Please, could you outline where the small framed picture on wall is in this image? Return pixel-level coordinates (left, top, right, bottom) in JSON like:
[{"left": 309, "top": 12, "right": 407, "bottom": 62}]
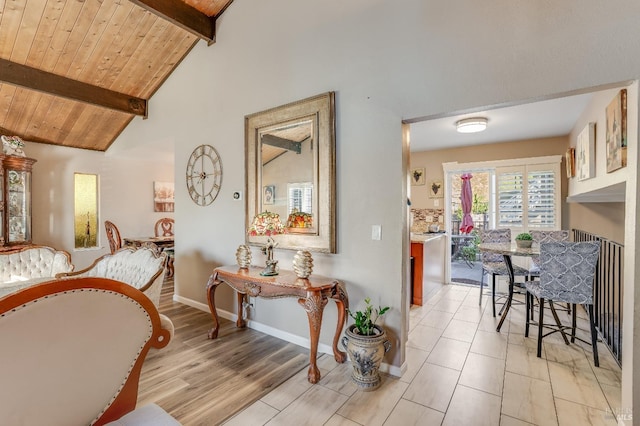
[
  {"left": 263, "top": 185, "right": 275, "bottom": 205},
  {"left": 565, "top": 148, "right": 575, "bottom": 178},
  {"left": 411, "top": 168, "right": 425, "bottom": 185},
  {"left": 428, "top": 180, "right": 443, "bottom": 198}
]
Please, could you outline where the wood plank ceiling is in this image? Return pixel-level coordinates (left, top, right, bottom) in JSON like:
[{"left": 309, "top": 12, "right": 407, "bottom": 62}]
[{"left": 0, "top": 0, "right": 233, "bottom": 151}]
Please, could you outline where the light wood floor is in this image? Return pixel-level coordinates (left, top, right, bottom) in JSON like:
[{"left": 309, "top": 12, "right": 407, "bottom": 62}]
[
  {"left": 137, "top": 278, "right": 310, "bottom": 425},
  {"left": 225, "top": 283, "right": 623, "bottom": 426}
]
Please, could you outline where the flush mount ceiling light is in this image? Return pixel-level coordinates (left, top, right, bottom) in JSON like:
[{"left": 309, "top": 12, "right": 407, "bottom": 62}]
[{"left": 455, "top": 117, "right": 488, "bottom": 133}]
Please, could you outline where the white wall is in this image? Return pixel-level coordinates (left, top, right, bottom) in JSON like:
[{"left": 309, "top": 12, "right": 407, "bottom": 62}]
[
  {"left": 111, "top": 0, "right": 640, "bottom": 418},
  {"left": 28, "top": 143, "right": 174, "bottom": 270}
]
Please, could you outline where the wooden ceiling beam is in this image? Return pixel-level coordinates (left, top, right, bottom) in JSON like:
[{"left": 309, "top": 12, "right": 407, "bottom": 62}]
[
  {"left": 261, "top": 134, "right": 303, "bottom": 154},
  {"left": 0, "top": 59, "right": 147, "bottom": 117},
  {"left": 129, "top": 0, "right": 216, "bottom": 45}
]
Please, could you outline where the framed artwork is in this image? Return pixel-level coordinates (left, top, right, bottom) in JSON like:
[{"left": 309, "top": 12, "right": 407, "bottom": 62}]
[
  {"left": 263, "top": 185, "right": 275, "bottom": 205},
  {"left": 74, "top": 173, "right": 99, "bottom": 249},
  {"left": 606, "top": 89, "right": 627, "bottom": 173},
  {"left": 428, "top": 180, "right": 443, "bottom": 198},
  {"left": 565, "top": 148, "right": 575, "bottom": 178},
  {"left": 576, "top": 123, "right": 595, "bottom": 181},
  {"left": 154, "top": 181, "right": 175, "bottom": 212},
  {"left": 411, "top": 168, "right": 425, "bottom": 185}
]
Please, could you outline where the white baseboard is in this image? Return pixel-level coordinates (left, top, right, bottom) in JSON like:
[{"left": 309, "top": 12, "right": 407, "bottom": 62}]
[
  {"left": 381, "top": 358, "right": 405, "bottom": 378},
  {"left": 172, "top": 295, "right": 403, "bottom": 378},
  {"left": 173, "top": 294, "right": 210, "bottom": 313},
  {"left": 172, "top": 294, "right": 333, "bottom": 355}
]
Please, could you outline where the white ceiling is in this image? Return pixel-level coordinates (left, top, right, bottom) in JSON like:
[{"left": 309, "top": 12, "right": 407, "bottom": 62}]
[{"left": 409, "top": 92, "right": 595, "bottom": 152}]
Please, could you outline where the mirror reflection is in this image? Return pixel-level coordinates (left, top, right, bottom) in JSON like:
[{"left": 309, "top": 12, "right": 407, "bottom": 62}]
[
  {"left": 246, "top": 92, "right": 335, "bottom": 253},
  {"left": 260, "top": 119, "right": 317, "bottom": 235}
]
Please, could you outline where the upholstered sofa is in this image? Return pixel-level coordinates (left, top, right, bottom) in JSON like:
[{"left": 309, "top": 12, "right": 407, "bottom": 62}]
[
  {"left": 0, "top": 276, "right": 179, "bottom": 425},
  {"left": 57, "top": 244, "right": 166, "bottom": 307},
  {"left": 0, "top": 245, "right": 74, "bottom": 298}
]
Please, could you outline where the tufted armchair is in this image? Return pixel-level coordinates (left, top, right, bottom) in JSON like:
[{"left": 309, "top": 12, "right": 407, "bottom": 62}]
[
  {"left": 0, "top": 276, "right": 178, "bottom": 425},
  {"left": 57, "top": 244, "right": 166, "bottom": 307},
  {"left": 0, "top": 245, "right": 74, "bottom": 298}
]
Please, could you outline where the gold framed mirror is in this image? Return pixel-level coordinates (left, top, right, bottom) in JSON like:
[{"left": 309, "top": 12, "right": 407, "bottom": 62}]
[{"left": 245, "top": 92, "right": 336, "bottom": 253}]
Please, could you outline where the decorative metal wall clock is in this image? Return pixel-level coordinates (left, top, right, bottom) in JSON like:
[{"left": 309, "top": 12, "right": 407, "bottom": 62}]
[{"left": 186, "top": 144, "right": 222, "bottom": 206}]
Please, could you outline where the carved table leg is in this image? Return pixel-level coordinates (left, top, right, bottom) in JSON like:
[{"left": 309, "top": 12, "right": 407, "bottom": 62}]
[
  {"left": 331, "top": 282, "right": 349, "bottom": 363},
  {"left": 299, "top": 291, "right": 328, "bottom": 384},
  {"left": 206, "top": 273, "right": 221, "bottom": 339},
  {"left": 236, "top": 292, "right": 247, "bottom": 328}
]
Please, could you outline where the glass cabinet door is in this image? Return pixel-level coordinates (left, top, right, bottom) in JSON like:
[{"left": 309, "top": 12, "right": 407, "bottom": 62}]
[
  {"left": 2, "top": 155, "right": 35, "bottom": 247},
  {"left": 0, "top": 169, "right": 3, "bottom": 244},
  {"left": 7, "top": 169, "right": 31, "bottom": 243}
]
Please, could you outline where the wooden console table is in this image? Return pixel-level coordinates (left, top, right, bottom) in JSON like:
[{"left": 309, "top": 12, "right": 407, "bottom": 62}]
[{"left": 206, "top": 265, "right": 349, "bottom": 384}]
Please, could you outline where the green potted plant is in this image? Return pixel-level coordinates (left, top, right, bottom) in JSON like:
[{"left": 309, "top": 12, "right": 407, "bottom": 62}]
[
  {"left": 341, "top": 298, "right": 391, "bottom": 391},
  {"left": 515, "top": 232, "right": 533, "bottom": 248}
]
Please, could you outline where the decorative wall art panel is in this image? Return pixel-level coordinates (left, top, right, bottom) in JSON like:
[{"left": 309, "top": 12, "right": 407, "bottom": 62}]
[
  {"left": 606, "top": 89, "right": 627, "bottom": 173},
  {"left": 154, "top": 181, "right": 175, "bottom": 212},
  {"left": 576, "top": 122, "right": 595, "bottom": 181}
]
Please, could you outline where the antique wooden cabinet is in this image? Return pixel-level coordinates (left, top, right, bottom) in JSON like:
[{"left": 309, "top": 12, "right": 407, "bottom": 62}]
[{"left": 1, "top": 155, "right": 36, "bottom": 246}]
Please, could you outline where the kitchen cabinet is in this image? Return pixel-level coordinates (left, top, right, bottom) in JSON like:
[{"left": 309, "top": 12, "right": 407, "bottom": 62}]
[{"left": 410, "top": 233, "right": 446, "bottom": 305}]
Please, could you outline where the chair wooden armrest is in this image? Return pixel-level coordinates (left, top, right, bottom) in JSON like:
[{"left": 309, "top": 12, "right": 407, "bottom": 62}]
[{"left": 0, "top": 277, "right": 174, "bottom": 425}]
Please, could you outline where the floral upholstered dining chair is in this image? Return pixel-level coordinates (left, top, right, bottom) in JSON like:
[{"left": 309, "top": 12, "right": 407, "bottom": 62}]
[
  {"left": 524, "top": 241, "right": 601, "bottom": 366},
  {"left": 478, "top": 229, "right": 529, "bottom": 317},
  {"left": 529, "top": 230, "right": 570, "bottom": 278}
]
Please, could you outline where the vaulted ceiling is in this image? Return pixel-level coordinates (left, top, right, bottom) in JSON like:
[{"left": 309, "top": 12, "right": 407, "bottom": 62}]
[{"left": 0, "top": 0, "right": 234, "bottom": 152}]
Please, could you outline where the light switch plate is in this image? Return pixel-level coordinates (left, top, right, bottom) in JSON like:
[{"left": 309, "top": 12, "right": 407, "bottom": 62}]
[{"left": 372, "top": 225, "right": 381, "bottom": 240}]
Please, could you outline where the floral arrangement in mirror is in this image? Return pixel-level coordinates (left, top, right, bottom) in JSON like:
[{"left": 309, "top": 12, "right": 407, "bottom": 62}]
[
  {"left": 293, "top": 250, "right": 314, "bottom": 279},
  {"left": 235, "top": 245, "right": 252, "bottom": 269},
  {"left": 286, "top": 209, "right": 313, "bottom": 229}
]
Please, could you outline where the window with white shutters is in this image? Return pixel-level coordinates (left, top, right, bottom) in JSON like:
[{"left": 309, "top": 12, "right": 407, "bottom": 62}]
[
  {"left": 497, "top": 170, "right": 523, "bottom": 227},
  {"left": 527, "top": 168, "right": 556, "bottom": 228},
  {"left": 287, "top": 182, "right": 313, "bottom": 214},
  {"left": 495, "top": 163, "right": 559, "bottom": 231}
]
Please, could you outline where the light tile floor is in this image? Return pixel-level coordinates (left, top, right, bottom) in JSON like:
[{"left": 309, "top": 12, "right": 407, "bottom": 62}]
[{"left": 225, "top": 284, "right": 622, "bottom": 426}]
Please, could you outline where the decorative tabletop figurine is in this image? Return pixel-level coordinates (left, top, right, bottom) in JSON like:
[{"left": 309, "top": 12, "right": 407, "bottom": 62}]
[
  {"left": 293, "top": 250, "right": 313, "bottom": 279},
  {"left": 235, "top": 245, "right": 252, "bottom": 269},
  {"left": 1, "top": 135, "right": 26, "bottom": 157}
]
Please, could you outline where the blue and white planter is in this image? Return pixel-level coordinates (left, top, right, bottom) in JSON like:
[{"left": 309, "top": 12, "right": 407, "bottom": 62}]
[{"left": 341, "top": 324, "right": 391, "bottom": 391}]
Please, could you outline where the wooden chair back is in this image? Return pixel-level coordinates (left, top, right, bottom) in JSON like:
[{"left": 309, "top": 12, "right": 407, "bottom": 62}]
[
  {"left": 155, "top": 218, "right": 175, "bottom": 237},
  {"left": 104, "top": 220, "right": 122, "bottom": 254}
]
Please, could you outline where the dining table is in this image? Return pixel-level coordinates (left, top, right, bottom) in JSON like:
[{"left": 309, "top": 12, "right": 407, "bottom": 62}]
[
  {"left": 123, "top": 236, "right": 174, "bottom": 250},
  {"left": 478, "top": 242, "right": 539, "bottom": 332}
]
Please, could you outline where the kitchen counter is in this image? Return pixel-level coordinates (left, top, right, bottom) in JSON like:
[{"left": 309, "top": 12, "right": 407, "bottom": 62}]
[
  {"left": 411, "top": 232, "right": 446, "bottom": 243},
  {"left": 410, "top": 233, "right": 446, "bottom": 305}
]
